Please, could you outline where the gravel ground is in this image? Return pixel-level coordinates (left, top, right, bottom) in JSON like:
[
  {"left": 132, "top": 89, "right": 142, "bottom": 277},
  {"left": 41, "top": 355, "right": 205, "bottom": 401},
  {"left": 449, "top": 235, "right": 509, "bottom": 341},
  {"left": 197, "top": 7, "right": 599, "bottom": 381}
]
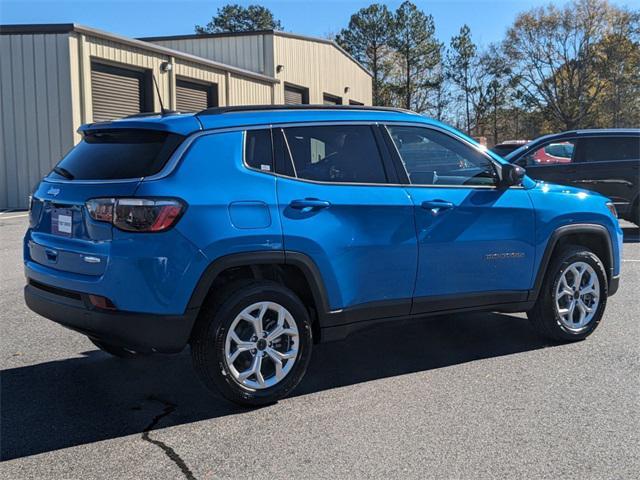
[{"left": 1, "top": 213, "right": 638, "bottom": 479}]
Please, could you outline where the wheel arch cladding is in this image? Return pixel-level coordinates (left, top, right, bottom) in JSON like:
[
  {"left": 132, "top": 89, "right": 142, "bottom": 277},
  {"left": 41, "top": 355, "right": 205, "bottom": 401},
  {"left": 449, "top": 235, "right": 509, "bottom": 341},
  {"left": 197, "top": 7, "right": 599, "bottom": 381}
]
[
  {"left": 532, "top": 224, "right": 614, "bottom": 301},
  {"left": 185, "top": 251, "right": 331, "bottom": 336}
]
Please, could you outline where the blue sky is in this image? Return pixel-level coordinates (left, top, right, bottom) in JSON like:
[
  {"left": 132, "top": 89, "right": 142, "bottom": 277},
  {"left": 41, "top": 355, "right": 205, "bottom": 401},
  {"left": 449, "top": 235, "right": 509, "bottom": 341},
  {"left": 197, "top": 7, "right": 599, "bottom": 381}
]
[{"left": 1, "top": 0, "right": 639, "bottom": 47}]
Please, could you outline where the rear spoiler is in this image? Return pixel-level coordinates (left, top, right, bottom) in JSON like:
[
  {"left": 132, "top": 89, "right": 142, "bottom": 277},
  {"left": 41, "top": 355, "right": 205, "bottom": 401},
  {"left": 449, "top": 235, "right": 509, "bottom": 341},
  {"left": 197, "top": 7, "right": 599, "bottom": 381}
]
[{"left": 77, "top": 114, "right": 202, "bottom": 137}]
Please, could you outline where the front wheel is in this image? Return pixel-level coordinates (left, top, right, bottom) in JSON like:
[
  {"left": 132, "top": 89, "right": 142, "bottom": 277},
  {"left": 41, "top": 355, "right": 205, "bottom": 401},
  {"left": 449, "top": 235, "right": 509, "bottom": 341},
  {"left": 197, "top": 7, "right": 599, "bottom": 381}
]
[
  {"left": 191, "top": 281, "right": 313, "bottom": 407},
  {"left": 528, "top": 245, "right": 608, "bottom": 342}
]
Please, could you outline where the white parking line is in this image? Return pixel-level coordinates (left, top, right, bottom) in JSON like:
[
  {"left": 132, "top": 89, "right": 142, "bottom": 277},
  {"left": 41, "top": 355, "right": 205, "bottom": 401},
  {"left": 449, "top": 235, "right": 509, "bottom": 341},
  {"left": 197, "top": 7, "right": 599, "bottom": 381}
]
[
  {"left": 0, "top": 213, "right": 29, "bottom": 220},
  {"left": 622, "top": 259, "right": 640, "bottom": 262}
]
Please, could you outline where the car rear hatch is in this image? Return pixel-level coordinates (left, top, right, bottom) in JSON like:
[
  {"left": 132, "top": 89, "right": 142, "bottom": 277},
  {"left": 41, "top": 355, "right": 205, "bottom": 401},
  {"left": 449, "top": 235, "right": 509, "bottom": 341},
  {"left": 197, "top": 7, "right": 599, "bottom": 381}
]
[{"left": 28, "top": 128, "right": 185, "bottom": 277}]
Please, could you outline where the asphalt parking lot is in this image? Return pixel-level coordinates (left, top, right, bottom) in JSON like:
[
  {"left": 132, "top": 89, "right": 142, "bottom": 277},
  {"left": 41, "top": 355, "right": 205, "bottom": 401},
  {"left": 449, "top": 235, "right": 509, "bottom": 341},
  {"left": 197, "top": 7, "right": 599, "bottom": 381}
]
[{"left": 1, "top": 212, "right": 638, "bottom": 479}]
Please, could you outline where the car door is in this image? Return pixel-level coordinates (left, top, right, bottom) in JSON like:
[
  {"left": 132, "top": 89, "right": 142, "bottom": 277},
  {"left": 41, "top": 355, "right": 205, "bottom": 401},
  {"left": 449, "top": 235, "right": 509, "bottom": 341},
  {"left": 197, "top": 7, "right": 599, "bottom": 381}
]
[
  {"left": 572, "top": 136, "right": 640, "bottom": 215},
  {"left": 384, "top": 124, "right": 536, "bottom": 314},
  {"left": 515, "top": 139, "right": 579, "bottom": 187},
  {"left": 274, "top": 124, "right": 418, "bottom": 323}
]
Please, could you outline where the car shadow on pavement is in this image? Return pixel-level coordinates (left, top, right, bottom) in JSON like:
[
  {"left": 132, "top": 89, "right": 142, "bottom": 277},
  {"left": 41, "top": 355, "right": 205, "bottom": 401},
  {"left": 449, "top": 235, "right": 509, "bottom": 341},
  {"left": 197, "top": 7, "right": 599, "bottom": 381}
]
[{"left": 1, "top": 312, "right": 549, "bottom": 461}]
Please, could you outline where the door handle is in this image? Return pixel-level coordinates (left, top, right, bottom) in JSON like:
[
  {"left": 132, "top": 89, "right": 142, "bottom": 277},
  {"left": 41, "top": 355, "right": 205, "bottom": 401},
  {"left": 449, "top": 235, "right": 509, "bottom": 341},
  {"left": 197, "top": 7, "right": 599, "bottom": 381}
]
[
  {"left": 290, "top": 198, "right": 331, "bottom": 210},
  {"left": 421, "top": 199, "right": 454, "bottom": 211}
]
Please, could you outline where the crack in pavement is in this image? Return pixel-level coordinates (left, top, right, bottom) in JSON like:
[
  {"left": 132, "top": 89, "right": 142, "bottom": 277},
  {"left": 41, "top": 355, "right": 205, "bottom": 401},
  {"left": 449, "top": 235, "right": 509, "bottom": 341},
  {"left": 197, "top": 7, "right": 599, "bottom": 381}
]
[{"left": 141, "top": 396, "right": 198, "bottom": 480}]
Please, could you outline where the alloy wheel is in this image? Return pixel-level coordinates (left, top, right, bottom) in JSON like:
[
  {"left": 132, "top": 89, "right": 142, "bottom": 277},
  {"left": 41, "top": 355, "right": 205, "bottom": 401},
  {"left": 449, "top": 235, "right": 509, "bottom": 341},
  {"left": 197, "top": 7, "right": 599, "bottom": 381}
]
[
  {"left": 224, "top": 301, "right": 299, "bottom": 390},
  {"left": 555, "top": 261, "right": 600, "bottom": 332}
]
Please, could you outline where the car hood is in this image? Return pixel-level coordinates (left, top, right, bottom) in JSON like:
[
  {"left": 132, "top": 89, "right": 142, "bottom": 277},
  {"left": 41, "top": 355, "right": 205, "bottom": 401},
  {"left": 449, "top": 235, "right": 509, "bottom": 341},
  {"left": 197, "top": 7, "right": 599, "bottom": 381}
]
[{"left": 531, "top": 180, "right": 605, "bottom": 199}]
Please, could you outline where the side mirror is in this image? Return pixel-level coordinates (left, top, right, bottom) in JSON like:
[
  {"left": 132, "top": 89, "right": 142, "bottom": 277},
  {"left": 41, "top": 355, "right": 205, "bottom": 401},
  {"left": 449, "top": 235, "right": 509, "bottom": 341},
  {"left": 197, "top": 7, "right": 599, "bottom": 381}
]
[{"left": 500, "top": 163, "right": 526, "bottom": 187}]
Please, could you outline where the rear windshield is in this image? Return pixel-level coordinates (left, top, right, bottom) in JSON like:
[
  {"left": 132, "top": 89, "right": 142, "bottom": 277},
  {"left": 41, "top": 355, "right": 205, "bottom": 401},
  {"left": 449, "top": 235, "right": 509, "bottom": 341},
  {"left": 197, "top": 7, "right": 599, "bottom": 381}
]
[{"left": 49, "top": 129, "right": 184, "bottom": 180}]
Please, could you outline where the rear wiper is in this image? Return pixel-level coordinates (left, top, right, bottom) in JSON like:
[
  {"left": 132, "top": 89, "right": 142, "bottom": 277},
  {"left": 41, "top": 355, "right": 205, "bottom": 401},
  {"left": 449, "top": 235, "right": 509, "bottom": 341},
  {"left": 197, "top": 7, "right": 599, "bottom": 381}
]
[{"left": 53, "top": 166, "right": 74, "bottom": 180}]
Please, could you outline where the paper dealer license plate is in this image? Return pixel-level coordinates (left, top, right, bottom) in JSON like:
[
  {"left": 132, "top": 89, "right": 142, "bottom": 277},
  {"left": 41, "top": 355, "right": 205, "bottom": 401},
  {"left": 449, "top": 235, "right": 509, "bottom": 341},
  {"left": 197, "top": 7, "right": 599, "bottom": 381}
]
[{"left": 51, "top": 208, "right": 73, "bottom": 237}]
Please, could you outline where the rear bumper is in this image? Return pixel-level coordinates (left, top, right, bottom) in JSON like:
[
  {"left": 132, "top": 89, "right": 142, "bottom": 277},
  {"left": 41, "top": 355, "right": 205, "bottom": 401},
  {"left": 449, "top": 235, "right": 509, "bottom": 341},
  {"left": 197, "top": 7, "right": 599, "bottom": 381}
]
[
  {"left": 23, "top": 227, "right": 208, "bottom": 316},
  {"left": 24, "top": 282, "right": 198, "bottom": 353}
]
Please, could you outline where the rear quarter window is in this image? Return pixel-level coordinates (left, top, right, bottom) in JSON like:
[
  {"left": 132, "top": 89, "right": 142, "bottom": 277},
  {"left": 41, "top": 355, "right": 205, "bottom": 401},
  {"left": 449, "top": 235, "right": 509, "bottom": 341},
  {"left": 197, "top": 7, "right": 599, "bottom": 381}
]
[
  {"left": 579, "top": 136, "right": 640, "bottom": 162},
  {"left": 245, "top": 129, "right": 273, "bottom": 172},
  {"left": 49, "top": 129, "right": 184, "bottom": 180}
]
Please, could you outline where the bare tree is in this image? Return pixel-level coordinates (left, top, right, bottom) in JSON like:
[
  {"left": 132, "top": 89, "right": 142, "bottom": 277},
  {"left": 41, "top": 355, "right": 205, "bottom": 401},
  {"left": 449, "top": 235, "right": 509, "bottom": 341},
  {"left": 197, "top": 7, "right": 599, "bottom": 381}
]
[
  {"left": 504, "top": 0, "right": 614, "bottom": 130},
  {"left": 595, "top": 7, "right": 640, "bottom": 127}
]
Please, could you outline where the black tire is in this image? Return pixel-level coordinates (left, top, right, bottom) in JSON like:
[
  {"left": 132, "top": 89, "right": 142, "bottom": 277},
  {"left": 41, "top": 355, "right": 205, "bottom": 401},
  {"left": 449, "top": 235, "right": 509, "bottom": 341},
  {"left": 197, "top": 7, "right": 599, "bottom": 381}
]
[
  {"left": 191, "top": 280, "right": 313, "bottom": 407},
  {"left": 528, "top": 245, "right": 608, "bottom": 342},
  {"left": 89, "top": 338, "right": 144, "bottom": 358}
]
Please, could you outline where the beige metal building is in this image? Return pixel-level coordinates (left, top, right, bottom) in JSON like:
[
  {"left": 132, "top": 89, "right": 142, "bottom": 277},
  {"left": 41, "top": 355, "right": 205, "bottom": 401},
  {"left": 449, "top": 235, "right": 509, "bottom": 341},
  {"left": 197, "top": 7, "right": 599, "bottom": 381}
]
[
  {"left": 141, "top": 30, "right": 373, "bottom": 106},
  {"left": 0, "top": 24, "right": 372, "bottom": 209}
]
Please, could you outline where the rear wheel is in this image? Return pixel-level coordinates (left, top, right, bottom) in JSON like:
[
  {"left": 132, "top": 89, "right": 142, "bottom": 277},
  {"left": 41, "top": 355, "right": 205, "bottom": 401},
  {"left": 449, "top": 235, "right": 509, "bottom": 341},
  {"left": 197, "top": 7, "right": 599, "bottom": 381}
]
[
  {"left": 528, "top": 245, "right": 608, "bottom": 342},
  {"left": 191, "top": 280, "right": 313, "bottom": 407}
]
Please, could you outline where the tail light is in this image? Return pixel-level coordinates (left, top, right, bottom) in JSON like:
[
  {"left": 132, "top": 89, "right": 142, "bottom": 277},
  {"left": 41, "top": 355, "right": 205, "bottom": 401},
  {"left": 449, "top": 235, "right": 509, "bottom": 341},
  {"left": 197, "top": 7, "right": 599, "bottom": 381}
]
[{"left": 86, "top": 198, "right": 185, "bottom": 232}]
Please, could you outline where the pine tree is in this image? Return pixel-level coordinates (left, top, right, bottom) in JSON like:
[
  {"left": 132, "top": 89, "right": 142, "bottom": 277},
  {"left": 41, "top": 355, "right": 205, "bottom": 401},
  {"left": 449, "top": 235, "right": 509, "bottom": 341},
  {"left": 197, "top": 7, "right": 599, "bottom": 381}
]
[
  {"left": 336, "top": 4, "right": 395, "bottom": 106},
  {"left": 448, "top": 25, "right": 477, "bottom": 135},
  {"left": 196, "top": 4, "right": 283, "bottom": 33}
]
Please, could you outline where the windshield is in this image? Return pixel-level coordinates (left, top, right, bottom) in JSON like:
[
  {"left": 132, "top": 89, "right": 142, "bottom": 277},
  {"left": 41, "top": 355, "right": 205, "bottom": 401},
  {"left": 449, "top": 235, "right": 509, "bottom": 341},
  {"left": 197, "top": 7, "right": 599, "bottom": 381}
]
[
  {"left": 504, "top": 143, "right": 532, "bottom": 161},
  {"left": 48, "top": 129, "right": 184, "bottom": 180}
]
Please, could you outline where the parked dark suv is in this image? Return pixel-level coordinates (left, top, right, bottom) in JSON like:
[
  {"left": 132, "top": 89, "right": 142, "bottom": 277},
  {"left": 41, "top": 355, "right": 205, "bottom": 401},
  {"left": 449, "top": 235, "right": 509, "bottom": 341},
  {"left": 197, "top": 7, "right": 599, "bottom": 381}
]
[
  {"left": 505, "top": 129, "right": 640, "bottom": 225},
  {"left": 491, "top": 140, "right": 529, "bottom": 157}
]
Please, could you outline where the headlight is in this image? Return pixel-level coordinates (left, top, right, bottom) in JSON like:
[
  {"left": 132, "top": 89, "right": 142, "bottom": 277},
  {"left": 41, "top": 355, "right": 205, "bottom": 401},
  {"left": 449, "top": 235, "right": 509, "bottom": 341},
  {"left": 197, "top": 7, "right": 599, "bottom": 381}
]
[{"left": 605, "top": 202, "right": 618, "bottom": 218}]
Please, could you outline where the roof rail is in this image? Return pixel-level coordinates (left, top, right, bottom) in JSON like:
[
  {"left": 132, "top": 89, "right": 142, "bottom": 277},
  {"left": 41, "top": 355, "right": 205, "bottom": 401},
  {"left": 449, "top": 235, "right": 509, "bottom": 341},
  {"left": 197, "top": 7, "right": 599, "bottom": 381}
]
[{"left": 196, "top": 104, "right": 417, "bottom": 116}]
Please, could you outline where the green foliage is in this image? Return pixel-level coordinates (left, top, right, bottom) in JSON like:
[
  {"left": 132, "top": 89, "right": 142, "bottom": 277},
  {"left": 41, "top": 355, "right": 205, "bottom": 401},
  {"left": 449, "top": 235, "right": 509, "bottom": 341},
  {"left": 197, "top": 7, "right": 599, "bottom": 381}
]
[
  {"left": 337, "top": 0, "right": 637, "bottom": 142},
  {"left": 336, "top": 4, "right": 395, "bottom": 105},
  {"left": 479, "top": 46, "right": 512, "bottom": 144},
  {"left": 449, "top": 25, "right": 476, "bottom": 77},
  {"left": 335, "top": 1, "right": 441, "bottom": 112},
  {"left": 198, "top": 1, "right": 639, "bottom": 140},
  {"left": 429, "top": 42, "right": 451, "bottom": 121},
  {"left": 195, "top": 4, "right": 283, "bottom": 33},
  {"left": 447, "top": 25, "right": 478, "bottom": 134},
  {"left": 390, "top": 1, "right": 441, "bottom": 111}
]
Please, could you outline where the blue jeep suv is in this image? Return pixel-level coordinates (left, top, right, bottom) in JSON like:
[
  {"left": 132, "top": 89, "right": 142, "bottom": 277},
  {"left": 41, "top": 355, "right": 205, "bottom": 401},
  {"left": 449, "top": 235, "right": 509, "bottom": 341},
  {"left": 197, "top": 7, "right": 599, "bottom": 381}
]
[{"left": 24, "top": 106, "right": 622, "bottom": 406}]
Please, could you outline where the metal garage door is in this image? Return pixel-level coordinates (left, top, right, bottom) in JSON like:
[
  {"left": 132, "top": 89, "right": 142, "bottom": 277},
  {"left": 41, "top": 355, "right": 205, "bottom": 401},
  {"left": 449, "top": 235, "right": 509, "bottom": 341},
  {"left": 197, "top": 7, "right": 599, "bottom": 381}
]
[
  {"left": 284, "top": 84, "right": 308, "bottom": 105},
  {"left": 91, "top": 62, "right": 148, "bottom": 122},
  {"left": 176, "top": 79, "right": 217, "bottom": 112},
  {"left": 323, "top": 93, "right": 342, "bottom": 105}
]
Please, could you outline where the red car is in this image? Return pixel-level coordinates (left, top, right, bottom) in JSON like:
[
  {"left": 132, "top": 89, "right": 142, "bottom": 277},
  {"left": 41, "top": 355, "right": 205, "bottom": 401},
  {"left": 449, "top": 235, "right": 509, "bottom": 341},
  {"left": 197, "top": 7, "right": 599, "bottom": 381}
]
[{"left": 532, "top": 142, "right": 575, "bottom": 164}]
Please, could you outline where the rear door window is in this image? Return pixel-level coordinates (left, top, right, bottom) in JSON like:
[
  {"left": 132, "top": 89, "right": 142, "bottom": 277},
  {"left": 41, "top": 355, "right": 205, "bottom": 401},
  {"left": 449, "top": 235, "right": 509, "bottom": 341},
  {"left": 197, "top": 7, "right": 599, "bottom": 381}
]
[
  {"left": 281, "top": 125, "right": 388, "bottom": 183},
  {"left": 49, "top": 129, "right": 183, "bottom": 180},
  {"left": 578, "top": 137, "right": 640, "bottom": 162}
]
